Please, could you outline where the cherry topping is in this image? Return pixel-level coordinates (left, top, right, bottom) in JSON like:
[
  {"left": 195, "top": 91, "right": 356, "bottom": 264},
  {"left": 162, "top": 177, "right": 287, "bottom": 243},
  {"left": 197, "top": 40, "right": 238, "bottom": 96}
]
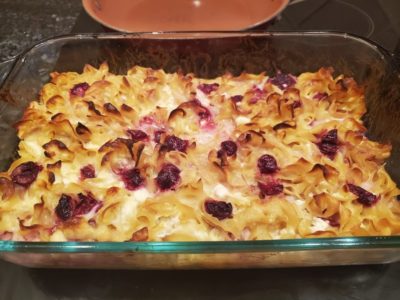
[
  {"left": 257, "top": 154, "right": 278, "bottom": 174},
  {"left": 268, "top": 73, "right": 296, "bottom": 90},
  {"left": 163, "top": 135, "right": 188, "bottom": 153},
  {"left": 231, "top": 95, "right": 243, "bottom": 103},
  {"left": 70, "top": 82, "right": 90, "bottom": 97},
  {"left": 347, "top": 184, "right": 378, "bottom": 207},
  {"left": 121, "top": 168, "right": 144, "bottom": 190},
  {"left": 198, "top": 83, "right": 219, "bottom": 94},
  {"left": 318, "top": 129, "right": 339, "bottom": 158},
  {"left": 75, "top": 193, "right": 100, "bottom": 216},
  {"left": 324, "top": 213, "right": 340, "bottom": 227},
  {"left": 55, "top": 194, "right": 75, "bottom": 221},
  {"left": 127, "top": 129, "right": 148, "bottom": 143},
  {"left": 314, "top": 92, "right": 328, "bottom": 100},
  {"left": 189, "top": 99, "right": 212, "bottom": 121},
  {"left": 321, "top": 129, "right": 338, "bottom": 144},
  {"left": 319, "top": 143, "right": 339, "bottom": 157},
  {"left": 198, "top": 108, "right": 212, "bottom": 121},
  {"left": 80, "top": 165, "right": 96, "bottom": 180},
  {"left": 11, "top": 161, "right": 42, "bottom": 187},
  {"left": 140, "top": 115, "right": 156, "bottom": 125},
  {"left": 220, "top": 140, "right": 237, "bottom": 157},
  {"left": 258, "top": 181, "right": 283, "bottom": 197},
  {"left": 156, "top": 164, "right": 181, "bottom": 190},
  {"left": 249, "top": 87, "right": 264, "bottom": 104},
  {"left": 204, "top": 199, "right": 233, "bottom": 220},
  {"left": 183, "top": 99, "right": 213, "bottom": 127}
]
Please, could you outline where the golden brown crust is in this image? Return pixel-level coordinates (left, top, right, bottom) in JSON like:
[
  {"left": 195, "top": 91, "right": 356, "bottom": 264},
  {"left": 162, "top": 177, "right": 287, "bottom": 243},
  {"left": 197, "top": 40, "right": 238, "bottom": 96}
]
[{"left": 1, "top": 64, "right": 400, "bottom": 242}]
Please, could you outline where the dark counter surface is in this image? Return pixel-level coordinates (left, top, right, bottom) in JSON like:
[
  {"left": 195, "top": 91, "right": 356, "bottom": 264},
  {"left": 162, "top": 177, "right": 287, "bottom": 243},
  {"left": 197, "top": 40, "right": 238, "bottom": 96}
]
[
  {"left": 0, "top": 0, "right": 81, "bottom": 61},
  {"left": 1, "top": 259, "right": 400, "bottom": 300},
  {"left": 1, "top": 0, "right": 400, "bottom": 299}
]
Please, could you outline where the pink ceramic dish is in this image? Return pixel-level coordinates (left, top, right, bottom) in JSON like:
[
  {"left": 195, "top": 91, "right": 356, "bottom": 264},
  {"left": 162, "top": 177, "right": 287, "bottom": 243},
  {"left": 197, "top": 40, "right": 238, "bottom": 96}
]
[{"left": 82, "top": 0, "right": 289, "bottom": 32}]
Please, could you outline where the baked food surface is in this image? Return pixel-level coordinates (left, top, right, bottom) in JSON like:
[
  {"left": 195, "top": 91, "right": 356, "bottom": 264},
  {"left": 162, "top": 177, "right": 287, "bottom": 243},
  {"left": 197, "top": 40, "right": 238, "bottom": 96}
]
[{"left": 1, "top": 64, "right": 400, "bottom": 242}]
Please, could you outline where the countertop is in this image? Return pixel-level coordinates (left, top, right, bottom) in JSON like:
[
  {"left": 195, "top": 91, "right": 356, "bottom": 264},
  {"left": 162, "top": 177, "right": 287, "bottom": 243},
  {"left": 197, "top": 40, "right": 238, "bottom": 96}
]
[
  {"left": 1, "top": 259, "right": 400, "bottom": 300},
  {"left": 0, "top": 0, "right": 81, "bottom": 61},
  {"left": 1, "top": 0, "right": 400, "bottom": 62},
  {"left": 1, "top": 0, "right": 400, "bottom": 299}
]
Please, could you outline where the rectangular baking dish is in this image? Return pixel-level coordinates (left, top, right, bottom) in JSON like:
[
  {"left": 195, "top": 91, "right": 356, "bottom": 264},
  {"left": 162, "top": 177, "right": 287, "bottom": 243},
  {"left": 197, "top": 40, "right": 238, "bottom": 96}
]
[{"left": 1, "top": 32, "right": 400, "bottom": 269}]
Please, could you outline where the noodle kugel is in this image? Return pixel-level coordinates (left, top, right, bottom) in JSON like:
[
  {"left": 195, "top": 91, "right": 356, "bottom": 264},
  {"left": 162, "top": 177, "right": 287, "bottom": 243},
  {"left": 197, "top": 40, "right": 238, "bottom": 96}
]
[{"left": 0, "top": 64, "right": 399, "bottom": 242}]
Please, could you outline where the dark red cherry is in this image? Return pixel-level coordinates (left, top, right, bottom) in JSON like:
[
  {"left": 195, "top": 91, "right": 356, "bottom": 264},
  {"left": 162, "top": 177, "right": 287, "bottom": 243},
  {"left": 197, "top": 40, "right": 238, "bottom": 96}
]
[
  {"left": 268, "top": 73, "right": 296, "bottom": 90},
  {"left": 163, "top": 135, "right": 188, "bottom": 153},
  {"left": 313, "top": 92, "right": 328, "bottom": 100},
  {"left": 258, "top": 181, "right": 283, "bottom": 196},
  {"left": 127, "top": 129, "right": 148, "bottom": 143},
  {"left": 347, "top": 184, "right": 378, "bottom": 207},
  {"left": 321, "top": 129, "right": 338, "bottom": 144},
  {"left": 11, "top": 161, "right": 42, "bottom": 187},
  {"left": 318, "top": 129, "right": 339, "bottom": 158},
  {"left": 324, "top": 213, "right": 340, "bottom": 227},
  {"left": 121, "top": 168, "right": 145, "bottom": 191},
  {"left": 70, "top": 82, "right": 90, "bottom": 97},
  {"left": 198, "top": 83, "right": 219, "bottom": 94},
  {"left": 231, "top": 95, "right": 243, "bottom": 103},
  {"left": 204, "top": 199, "right": 233, "bottom": 220},
  {"left": 156, "top": 164, "right": 181, "bottom": 190},
  {"left": 80, "top": 165, "right": 95, "bottom": 180},
  {"left": 75, "top": 193, "right": 100, "bottom": 216},
  {"left": 55, "top": 194, "right": 75, "bottom": 221},
  {"left": 257, "top": 154, "right": 278, "bottom": 174},
  {"left": 220, "top": 140, "right": 237, "bottom": 157}
]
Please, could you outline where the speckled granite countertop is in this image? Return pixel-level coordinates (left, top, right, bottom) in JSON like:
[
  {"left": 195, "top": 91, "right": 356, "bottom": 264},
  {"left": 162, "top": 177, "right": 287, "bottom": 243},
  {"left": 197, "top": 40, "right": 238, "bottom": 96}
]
[{"left": 0, "top": 0, "right": 81, "bottom": 61}]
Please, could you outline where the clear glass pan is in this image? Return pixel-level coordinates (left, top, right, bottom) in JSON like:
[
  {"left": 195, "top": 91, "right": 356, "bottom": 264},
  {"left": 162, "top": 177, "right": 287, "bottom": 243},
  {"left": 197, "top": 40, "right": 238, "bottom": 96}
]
[{"left": 0, "top": 32, "right": 400, "bottom": 269}]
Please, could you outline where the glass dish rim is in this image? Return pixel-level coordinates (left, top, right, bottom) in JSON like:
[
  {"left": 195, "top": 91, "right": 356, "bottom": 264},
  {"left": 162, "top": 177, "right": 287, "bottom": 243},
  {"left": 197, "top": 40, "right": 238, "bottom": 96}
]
[
  {"left": 1, "top": 236, "right": 400, "bottom": 253},
  {"left": 0, "top": 30, "right": 393, "bottom": 83},
  {"left": 1, "top": 31, "right": 399, "bottom": 254}
]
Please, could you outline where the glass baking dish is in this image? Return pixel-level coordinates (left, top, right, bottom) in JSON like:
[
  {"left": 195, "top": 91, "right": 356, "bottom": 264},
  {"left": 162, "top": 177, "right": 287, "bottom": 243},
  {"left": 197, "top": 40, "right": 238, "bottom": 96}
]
[{"left": 1, "top": 32, "right": 400, "bottom": 269}]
